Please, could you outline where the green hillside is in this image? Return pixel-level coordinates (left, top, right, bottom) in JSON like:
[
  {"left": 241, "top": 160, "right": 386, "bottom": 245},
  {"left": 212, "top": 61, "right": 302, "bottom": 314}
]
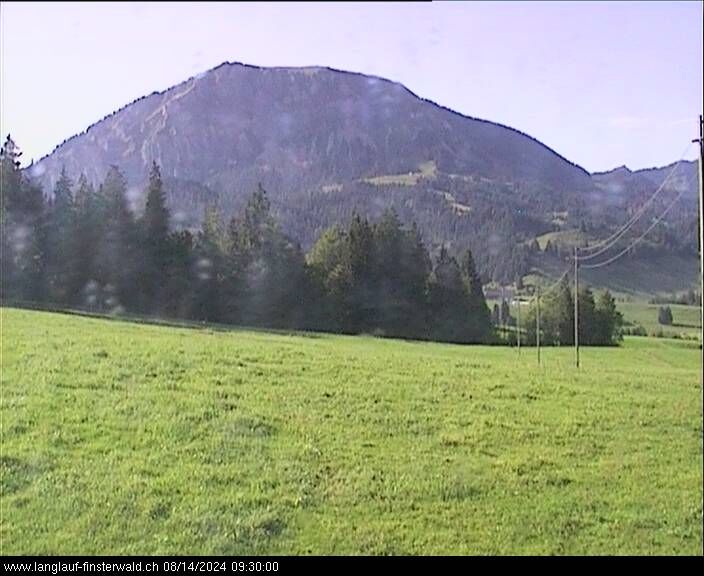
[
  {"left": 619, "top": 302, "right": 701, "bottom": 337},
  {"left": 523, "top": 252, "right": 699, "bottom": 300},
  {"left": 535, "top": 229, "right": 588, "bottom": 251}
]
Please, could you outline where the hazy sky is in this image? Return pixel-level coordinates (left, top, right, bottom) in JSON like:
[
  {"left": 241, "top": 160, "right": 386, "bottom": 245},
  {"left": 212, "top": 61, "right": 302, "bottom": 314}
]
[{"left": 1, "top": 1, "right": 702, "bottom": 172}]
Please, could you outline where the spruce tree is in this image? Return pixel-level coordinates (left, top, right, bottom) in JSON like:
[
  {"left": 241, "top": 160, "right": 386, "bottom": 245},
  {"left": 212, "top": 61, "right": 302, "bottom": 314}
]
[
  {"left": 141, "top": 161, "right": 171, "bottom": 312},
  {"left": 428, "top": 246, "right": 470, "bottom": 343},
  {"left": 0, "top": 135, "right": 46, "bottom": 300},
  {"left": 595, "top": 290, "right": 623, "bottom": 345},
  {"left": 0, "top": 135, "right": 23, "bottom": 298},
  {"left": 554, "top": 276, "right": 574, "bottom": 345},
  {"left": 96, "top": 165, "right": 138, "bottom": 311},
  {"left": 657, "top": 306, "right": 673, "bottom": 326},
  {"left": 225, "top": 185, "right": 307, "bottom": 329},
  {"left": 373, "top": 209, "right": 409, "bottom": 337},
  {"left": 144, "top": 162, "right": 170, "bottom": 253},
  {"left": 193, "top": 204, "right": 225, "bottom": 321},
  {"left": 162, "top": 229, "right": 194, "bottom": 319},
  {"left": 401, "top": 222, "right": 432, "bottom": 338},
  {"left": 346, "top": 213, "right": 376, "bottom": 333},
  {"left": 69, "top": 174, "right": 100, "bottom": 306},
  {"left": 577, "top": 286, "right": 597, "bottom": 345},
  {"left": 45, "top": 167, "right": 76, "bottom": 302},
  {"left": 461, "top": 249, "right": 492, "bottom": 342}
]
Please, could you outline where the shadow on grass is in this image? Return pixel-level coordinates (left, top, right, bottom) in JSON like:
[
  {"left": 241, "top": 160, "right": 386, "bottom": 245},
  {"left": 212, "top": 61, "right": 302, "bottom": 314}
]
[{"left": 1, "top": 299, "right": 334, "bottom": 341}]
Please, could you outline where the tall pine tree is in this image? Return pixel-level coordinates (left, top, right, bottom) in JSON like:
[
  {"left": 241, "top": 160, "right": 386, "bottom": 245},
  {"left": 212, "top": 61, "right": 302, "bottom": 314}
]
[
  {"left": 193, "top": 204, "right": 226, "bottom": 322},
  {"left": 69, "top": 174, "right": 101, "bottom": 306},
  {"left": 0, "top": 135, "right": 46, "bottom": 301},
  {"left": 428, "top": 246, "right": 469, "bottom": 343},
  {"left": 96, "top": 165, "right": 138, "bottom": 312},
  {"left": 461, "top": 249, "right": 492, "bottom": 342},
  {"left": 45, "top": 167, "right": 76, "bottom": 303},
  {"left": 141, "top": 161, "right": 171, "bottom": 313},
  {"left": 346, "top": 213, "right": 376, "bottom": 333}
]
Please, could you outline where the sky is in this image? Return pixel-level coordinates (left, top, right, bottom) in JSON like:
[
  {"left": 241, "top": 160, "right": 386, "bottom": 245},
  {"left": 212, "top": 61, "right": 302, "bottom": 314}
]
[{"left": 1, "top": 1, "right": 702, "bottom": 173}]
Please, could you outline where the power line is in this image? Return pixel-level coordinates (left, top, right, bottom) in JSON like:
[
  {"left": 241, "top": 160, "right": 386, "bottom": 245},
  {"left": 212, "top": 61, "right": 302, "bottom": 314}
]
[
  {"left": 513, "top": 268, "right": 570, "bottom": 364},
  {"left": 538, "top": 268, "right": 571, "bottom": 296},
  {"left": 581, "top": 184, "right": 687, "bottom": 270},
  {"left": 519, "top": 146, "right": 687, "bottom": 361},
  {"left": 577, "top": 142, "right": 693, "bottom": 261},
  {"left": 578, "top": 141, "right": 691, "bottom": 257},
  {"left": 514, "top": 269, "right": 570, "bottom": 306},
  {"left": 568, "top": 139, "right": 694, "bottom": 372},
  {"left": 513, "top": 268, "right": 570, "bottom": 305}
]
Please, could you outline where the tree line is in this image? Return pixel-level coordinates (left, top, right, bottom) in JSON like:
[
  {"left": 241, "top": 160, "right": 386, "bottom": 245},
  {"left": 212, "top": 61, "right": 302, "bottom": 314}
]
[
  {"left": 1, "top": 135, "right": 623, "bottom": 346},
  {"left": 1, "top": 136, "right": 496, "bottom": 344},
  {"left": 650, "top": 289, "right": 701, "bottom": 307},
  {"left": 520, "top": 277, "right": 624, "bottom": 346}
]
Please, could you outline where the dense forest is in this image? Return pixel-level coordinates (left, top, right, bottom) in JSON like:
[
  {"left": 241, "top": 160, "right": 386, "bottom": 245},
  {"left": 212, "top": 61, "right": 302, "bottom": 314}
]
[{"left": 1, "top": 135, "right": 623, "bottom": 345}]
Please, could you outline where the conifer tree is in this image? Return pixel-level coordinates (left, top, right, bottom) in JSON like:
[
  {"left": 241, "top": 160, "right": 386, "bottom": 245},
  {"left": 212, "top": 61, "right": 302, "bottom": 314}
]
[
  {"left": 95, "top": 165, "right": 138, "bottom": 311},
  {"left": 577, "top": 286, "right": 597, "bottom": 345},
  {"left": 45, "top": 167, "right": 76, "bottom": 302},
  {"left": 69, "top": 174, "right": 100, "bottom": 306},
  {"left": 345, "top": 213, "right": 376, "bottom": 333},
  {"left": 225, "top": 185, "right": 307, "bottom": 328},
  {"left": 428, "top": 246, "right": 469, "bottom": 343},
  {"left": 595, "top": 290, "right": 623, "bottom": 345},
  {"left": 141, "top": 161, "right": 171, "bottom": 312},
  {"left": 0, "top": 135, "right": 46, "bottom": 300},
  {"left": 193, "top": 204, "right": 225, "bottom": 321},
  {"left": 553, "top": 276, "right": 574, "bottom": 344},
  {"left": 461, "top": 249, "right": 492, "bottom": 342}
]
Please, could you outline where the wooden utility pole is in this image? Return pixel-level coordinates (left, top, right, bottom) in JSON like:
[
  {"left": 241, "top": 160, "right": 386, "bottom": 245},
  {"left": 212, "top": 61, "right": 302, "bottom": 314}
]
[
  {"left": 574, "top": 246, "right": 580, "bottom": 368},
  {"left": 697, "top": 115, "right": 704, "bottom": 524},
  {"left": 516, "top": 296, "right": 521, "bottom": 355},
  {"left": 695, "top": 115, "right": 703, "bottom": 385},
  {"left": 536, "top": 286, "right": 541, "bottom": 365}
]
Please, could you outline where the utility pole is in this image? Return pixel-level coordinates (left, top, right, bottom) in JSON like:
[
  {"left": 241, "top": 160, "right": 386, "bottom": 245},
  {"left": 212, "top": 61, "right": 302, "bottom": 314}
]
[
  {"left": 516, "top": 296, "right": 521, "bottom": 355},
  {"left": 536, "top": 286, "right": 541, "bottom": 365},
  {"left": 501, "top": 285, "right": 506, "bottom": 346},
  {"left": 695, "top": 115, "right": 703, "bottom": 386},
  {"left": 698, "top": 114, "right": 704, "bottom": 527},
  {"left": 574, "top": 246, "right": 580, "bottom": 368}
]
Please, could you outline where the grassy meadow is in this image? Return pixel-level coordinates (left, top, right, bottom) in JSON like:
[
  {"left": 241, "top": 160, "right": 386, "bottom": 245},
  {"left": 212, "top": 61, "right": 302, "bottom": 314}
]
[
  {"left": 486, "top": 297, "right": 701, "bottom": 342},
  {"left": 1, "top": 307, "right": 702, "bottom": 555},
  {"left": 618, "top": 302, "right": 701, "bottom": 338}
]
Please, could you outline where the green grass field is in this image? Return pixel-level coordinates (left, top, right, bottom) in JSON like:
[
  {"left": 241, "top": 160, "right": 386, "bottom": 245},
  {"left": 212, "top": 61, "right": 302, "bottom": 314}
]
[
  {"left": 618, "top": 302, "right": 701, "bottom": 338},
  {"left": 525, "top": 251, "right": 699, "bottom": 300},
  {"left": 360, "top": 160, "right": 437, "bottom": 187},
  {"left": 486, "top": 298, "right": 701, "bottom": 343},
  {"left": 1, "top": 307, "right": 702, "bottom": 555},
  {"left": 535, "top": 229, "right": 588, "bottom": 251}
]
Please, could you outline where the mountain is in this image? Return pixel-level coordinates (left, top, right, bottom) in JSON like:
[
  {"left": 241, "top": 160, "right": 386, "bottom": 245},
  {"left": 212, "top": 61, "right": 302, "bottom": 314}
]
[
  {"left": 25, "top": 62, "right": 699, "bottom": 291},
  {"left": 592, "top": 161, "right": 697, "bottom": 200},
  {"left": 631, "top": 161, "right": 698, "bottom": 197},
  {"left": 591, "top": 160, "right": 698, "bottom": 255}
]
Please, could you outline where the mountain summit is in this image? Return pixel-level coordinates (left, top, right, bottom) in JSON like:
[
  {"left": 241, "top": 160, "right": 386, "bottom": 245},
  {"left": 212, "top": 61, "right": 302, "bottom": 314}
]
[
  {"left": 26, "top": 62, "right": 698, "bottom": 287},
  {"left": 32, "top": 62, "right": 594, "bottom": 192}
]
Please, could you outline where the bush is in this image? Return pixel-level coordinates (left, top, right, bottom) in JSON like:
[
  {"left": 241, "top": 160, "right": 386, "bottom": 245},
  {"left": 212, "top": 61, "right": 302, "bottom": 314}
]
[
  {"left": 623, "top": 324, "right": 647, "bottom": 336},
  {"left": 657, "top": 306, "right": 673, "bottom": 326}
]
